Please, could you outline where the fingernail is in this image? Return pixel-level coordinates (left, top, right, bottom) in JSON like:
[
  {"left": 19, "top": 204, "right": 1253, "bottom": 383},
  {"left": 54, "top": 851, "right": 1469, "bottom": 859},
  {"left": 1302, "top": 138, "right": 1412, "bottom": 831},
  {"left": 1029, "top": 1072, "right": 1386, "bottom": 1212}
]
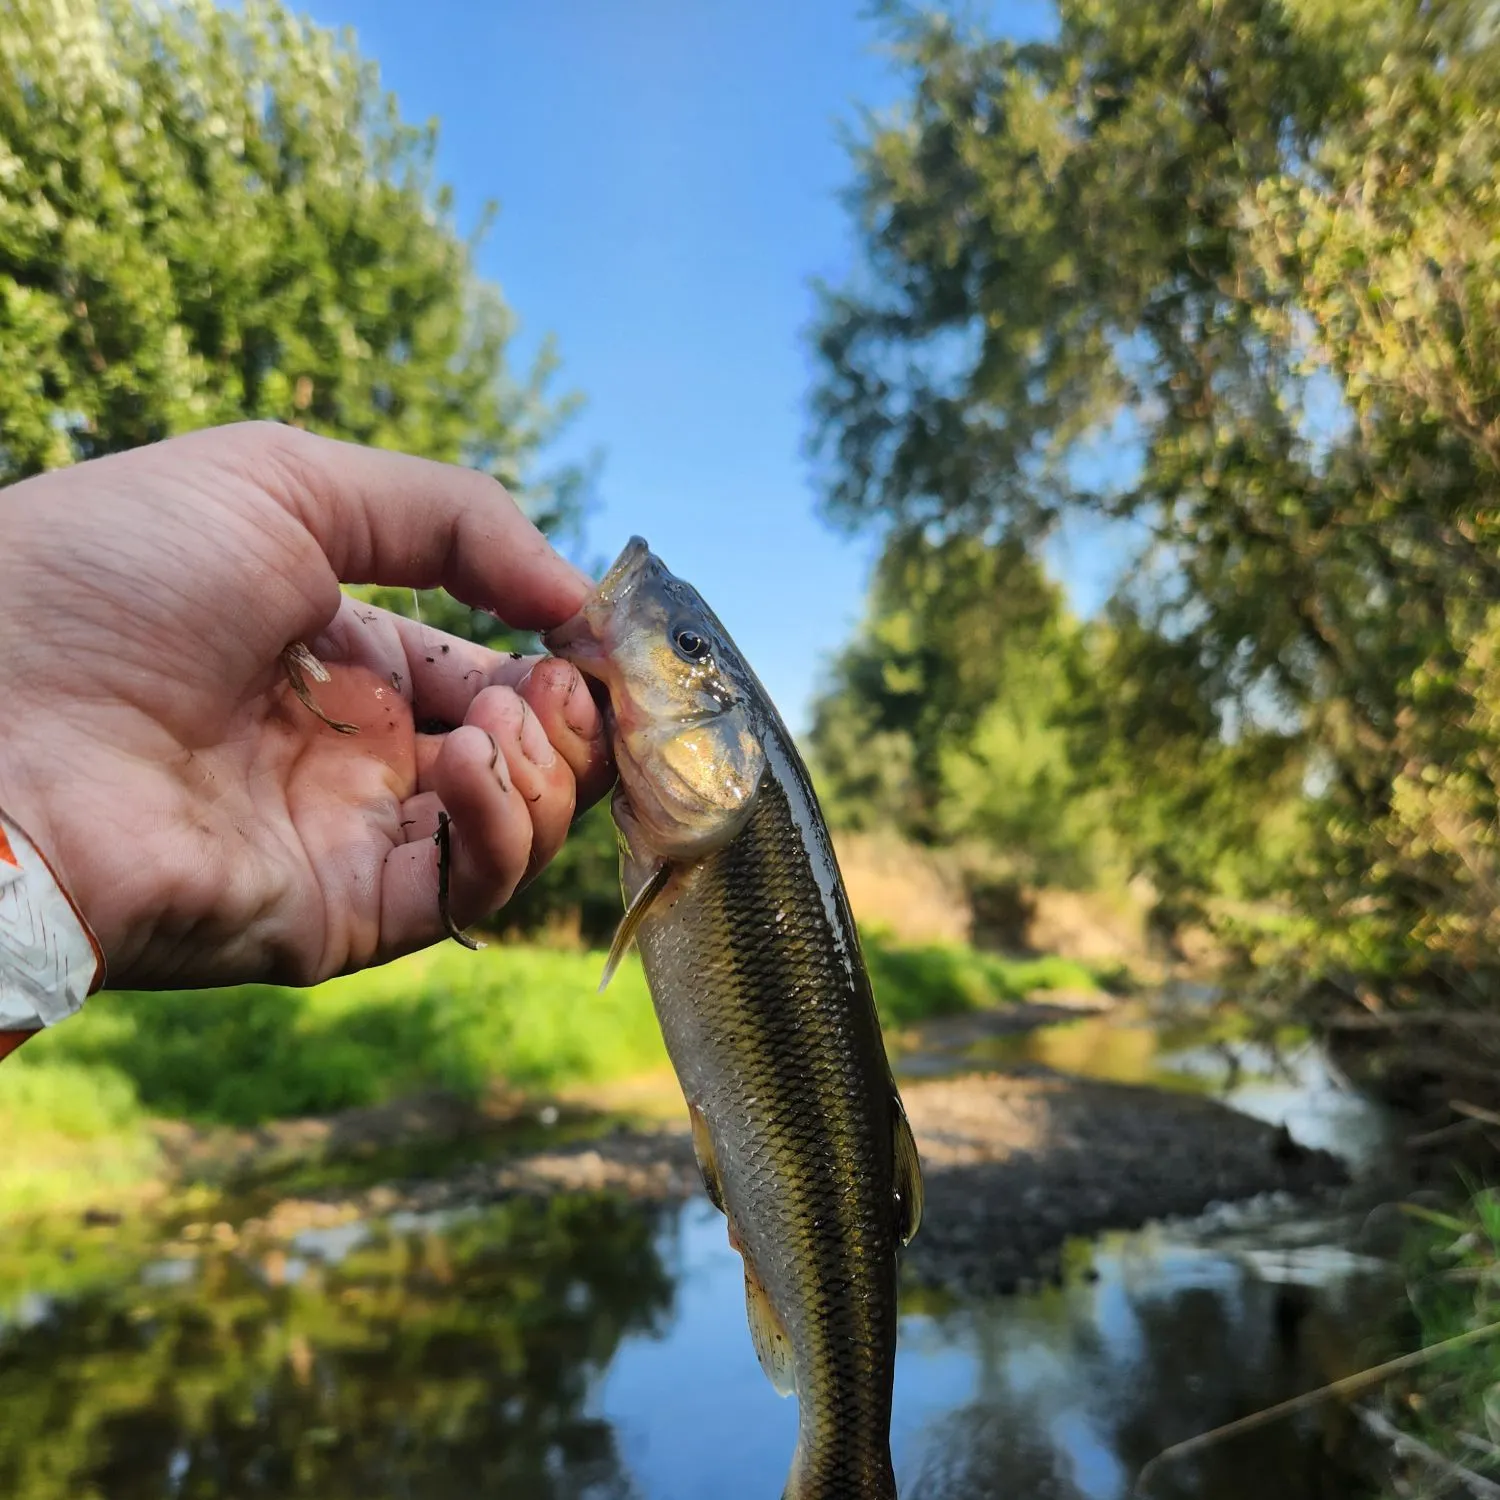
[{"left": 517, "top": 701, "right": 556, "bottom": 768}]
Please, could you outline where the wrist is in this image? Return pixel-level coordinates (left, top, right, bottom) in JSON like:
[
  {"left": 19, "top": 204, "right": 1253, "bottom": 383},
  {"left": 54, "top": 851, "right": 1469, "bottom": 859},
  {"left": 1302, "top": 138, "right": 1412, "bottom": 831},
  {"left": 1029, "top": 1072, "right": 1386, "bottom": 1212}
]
[
  {"left": 0, "top": 807, "right": 106, "bottom": 1028},
  {"left": 0, "top": 706, "right": 129, "bottom": 960},
  {"left": 0, "top": 755, "right": 107, "bottom": 1020},
  {"left": 0, "top": 748, "right": 75, "bottom": 926}
]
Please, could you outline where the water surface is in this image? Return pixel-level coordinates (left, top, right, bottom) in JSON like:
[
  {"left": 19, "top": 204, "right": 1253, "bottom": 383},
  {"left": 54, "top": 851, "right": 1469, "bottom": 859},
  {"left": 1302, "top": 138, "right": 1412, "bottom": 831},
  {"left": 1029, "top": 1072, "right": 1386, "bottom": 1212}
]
[
  {"left": 1, "top": 1195, "right": 1397, "bottom": 1499},
  {"left": 0, "top": 1009, "right": 1403, "bottom": 1499}
]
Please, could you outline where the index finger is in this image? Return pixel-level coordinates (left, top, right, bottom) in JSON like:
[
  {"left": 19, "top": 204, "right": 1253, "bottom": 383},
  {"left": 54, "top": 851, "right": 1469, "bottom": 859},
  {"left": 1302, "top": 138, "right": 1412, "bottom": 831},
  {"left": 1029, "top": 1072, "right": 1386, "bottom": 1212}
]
[{"left": 220, "top": 422, "right": 594, "bottom": 629}]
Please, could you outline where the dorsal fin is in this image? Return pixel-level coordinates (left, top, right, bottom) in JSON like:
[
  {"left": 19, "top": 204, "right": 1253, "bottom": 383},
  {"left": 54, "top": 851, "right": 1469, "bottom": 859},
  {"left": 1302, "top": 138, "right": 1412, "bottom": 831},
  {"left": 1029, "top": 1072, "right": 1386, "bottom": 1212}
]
[
  {"left": 892, "top": 1094, "right": 924, "bottom": 1247},
  {"left": 598, "top": 862, "right": 672, "bottom": 991}
]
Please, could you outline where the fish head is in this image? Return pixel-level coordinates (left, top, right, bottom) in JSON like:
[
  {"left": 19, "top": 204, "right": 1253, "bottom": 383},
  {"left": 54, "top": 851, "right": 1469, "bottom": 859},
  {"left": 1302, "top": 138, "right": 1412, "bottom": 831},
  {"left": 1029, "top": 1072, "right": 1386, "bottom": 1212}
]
[{"left": 544, "top": 537, "right": 767, "bottom": 861}]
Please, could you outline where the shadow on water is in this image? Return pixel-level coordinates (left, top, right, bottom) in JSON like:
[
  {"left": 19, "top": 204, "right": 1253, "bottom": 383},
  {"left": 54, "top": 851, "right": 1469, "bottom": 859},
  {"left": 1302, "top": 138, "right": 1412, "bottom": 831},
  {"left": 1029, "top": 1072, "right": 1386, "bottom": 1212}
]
[{"left": 0, "top": 1196, "right": 673, "bottom": 1500}]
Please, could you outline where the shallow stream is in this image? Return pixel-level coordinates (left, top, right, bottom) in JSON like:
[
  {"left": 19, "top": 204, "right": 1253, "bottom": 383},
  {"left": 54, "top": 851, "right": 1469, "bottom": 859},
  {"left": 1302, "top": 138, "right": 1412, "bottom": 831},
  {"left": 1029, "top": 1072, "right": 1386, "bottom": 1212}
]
[{"left": 0, "top": 1004, "right": 1408, "bottom": 1498}]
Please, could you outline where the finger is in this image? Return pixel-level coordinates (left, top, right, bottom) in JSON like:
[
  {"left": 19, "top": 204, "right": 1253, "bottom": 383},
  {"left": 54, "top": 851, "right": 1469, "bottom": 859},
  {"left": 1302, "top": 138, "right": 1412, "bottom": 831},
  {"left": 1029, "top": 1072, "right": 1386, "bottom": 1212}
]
[
  {"left": 383, "top": 610, "right": 540, "bottom": 726},
  {"left": 514, "top": 657, "right": 615, "bottom": 815},
  {"left": 216, "top": 422, "right": 594, "bottom": 627},
  {"left": 378, "top": 725, "right": 533, "bottom": 954},
  {"left": 452, "top": 686, "right": 578, "bottom": 884},
  {"left": 311, "top": 598, "right": 564, "bottom": 737}
]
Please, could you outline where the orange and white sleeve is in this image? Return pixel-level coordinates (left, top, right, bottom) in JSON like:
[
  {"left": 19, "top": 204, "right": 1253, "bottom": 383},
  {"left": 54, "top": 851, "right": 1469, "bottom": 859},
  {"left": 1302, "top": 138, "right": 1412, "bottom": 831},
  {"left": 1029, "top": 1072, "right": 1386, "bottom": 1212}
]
[{"left": 0, "top": 811, "right": 105, "bottom": 1036}]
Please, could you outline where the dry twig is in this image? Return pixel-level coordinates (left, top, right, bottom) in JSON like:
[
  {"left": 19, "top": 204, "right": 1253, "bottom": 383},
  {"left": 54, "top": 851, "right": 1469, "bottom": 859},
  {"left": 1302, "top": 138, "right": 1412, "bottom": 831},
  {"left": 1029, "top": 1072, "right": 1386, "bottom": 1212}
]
[{"left": 1135, "top": 1319, "right": 1500, "bottom": 1496}]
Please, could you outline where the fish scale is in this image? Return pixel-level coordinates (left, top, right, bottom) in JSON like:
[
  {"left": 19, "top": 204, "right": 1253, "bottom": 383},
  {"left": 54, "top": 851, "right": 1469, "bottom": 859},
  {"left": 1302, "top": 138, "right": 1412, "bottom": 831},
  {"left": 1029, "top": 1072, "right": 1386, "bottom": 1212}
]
[
  {"left": 545, "top": 537, "right": 921, "bottom": 1499},
  {"left": 633, "top": 755, "right": 905, "bottom": 1498}
]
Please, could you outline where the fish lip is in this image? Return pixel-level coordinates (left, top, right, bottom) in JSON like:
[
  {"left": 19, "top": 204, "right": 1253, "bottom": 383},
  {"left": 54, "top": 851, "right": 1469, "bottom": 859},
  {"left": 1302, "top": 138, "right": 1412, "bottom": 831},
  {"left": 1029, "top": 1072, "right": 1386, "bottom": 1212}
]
[
  {"left": 594, "top": 536, "right": 654, "bottom": 604},
  {"left": 541, "top": 536, "right": 654, "bottom": 667},
  {"left": 540, "top": 610, "right": 603, "bottom": 663}
]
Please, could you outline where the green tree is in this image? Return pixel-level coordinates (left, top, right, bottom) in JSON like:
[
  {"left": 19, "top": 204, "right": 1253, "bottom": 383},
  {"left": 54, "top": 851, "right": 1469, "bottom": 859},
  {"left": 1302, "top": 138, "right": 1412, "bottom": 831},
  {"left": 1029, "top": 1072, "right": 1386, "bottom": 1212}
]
[
  {"left": 1242, "top": 0, "right": 1500, "bottom": 988},
  {"left": 812, "top": 0, "right": 1500, "bottom": 993},
  {"left": 0, "top": 0, "right": 582, "bottom": 614},
  {"left": 809, "top": 529, "right": 1105, "bottom": 882},
  {"left": 1068, "top": 600, "right": 1310, "bottom": 935}
]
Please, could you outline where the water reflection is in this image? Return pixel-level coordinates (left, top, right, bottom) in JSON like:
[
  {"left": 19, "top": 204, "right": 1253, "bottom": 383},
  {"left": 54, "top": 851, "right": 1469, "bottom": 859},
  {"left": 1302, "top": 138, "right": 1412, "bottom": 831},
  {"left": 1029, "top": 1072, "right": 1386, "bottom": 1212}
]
[
  {"left": 593, "top": 1202, "right": 1396, "bottom": 1500},
  {"left": 0, "top": 1163, "right": 1398, "bottom": 1499},
  {"left": 899, "top": 1224, "right": 1392, "bottom": 1499},
  {"left": 0, "top": 1196, "right": 673, "bottom": 1500}
]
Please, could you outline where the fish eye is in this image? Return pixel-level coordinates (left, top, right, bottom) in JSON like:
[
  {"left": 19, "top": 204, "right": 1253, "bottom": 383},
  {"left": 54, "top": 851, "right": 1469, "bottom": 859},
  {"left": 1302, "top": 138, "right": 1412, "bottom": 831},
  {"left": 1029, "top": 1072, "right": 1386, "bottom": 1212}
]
[{"left": 672, "top": 627, "right": 709, "bottom": 662}]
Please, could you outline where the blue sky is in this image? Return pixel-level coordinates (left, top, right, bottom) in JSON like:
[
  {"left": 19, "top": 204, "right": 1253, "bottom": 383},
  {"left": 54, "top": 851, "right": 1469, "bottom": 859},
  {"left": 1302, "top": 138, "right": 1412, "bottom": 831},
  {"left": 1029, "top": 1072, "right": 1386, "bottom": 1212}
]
[{"left": 298, "top": 0, "right": 1067, "bottom": 732}]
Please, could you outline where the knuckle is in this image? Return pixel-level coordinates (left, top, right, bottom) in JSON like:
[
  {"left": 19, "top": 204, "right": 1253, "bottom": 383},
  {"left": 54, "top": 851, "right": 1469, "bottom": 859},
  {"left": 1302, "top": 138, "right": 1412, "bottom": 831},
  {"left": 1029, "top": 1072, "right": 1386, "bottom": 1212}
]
[{"left": 241, "top": 423, "right": 323, "bottom": 506}]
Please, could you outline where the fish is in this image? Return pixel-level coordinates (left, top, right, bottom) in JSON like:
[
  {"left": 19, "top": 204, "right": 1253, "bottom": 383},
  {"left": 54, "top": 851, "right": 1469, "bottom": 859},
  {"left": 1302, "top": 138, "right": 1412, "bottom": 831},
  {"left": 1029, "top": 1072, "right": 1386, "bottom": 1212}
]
[{"left": 544, "top": 537, "right": 922, "bottom": 1500}]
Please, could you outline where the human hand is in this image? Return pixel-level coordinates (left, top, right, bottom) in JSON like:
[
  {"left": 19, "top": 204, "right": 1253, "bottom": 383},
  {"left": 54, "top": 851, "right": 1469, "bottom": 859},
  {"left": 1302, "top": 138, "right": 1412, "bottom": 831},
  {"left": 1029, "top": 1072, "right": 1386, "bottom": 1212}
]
[{"left": 0, "top": 422, "right": 612, "bottom": 991}]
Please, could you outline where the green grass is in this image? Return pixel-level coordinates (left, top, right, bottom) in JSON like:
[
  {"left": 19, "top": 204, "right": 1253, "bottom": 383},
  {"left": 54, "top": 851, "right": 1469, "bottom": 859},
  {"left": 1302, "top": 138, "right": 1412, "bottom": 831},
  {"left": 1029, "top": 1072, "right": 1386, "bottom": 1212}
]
[
  {"left": 1376, "top": 1188, "right": 1500, "bottom": 1492},
  {"left": 0, "top": 1056, "right": 161, "bottom": 1215},
  {"left": 862, "top": 929, "right": 1109, "bottom": 1027},
  {"left": 2, "top": 943, "right": 667, "bottom": 1216},
  {"left": 24, "top": 943, "right": 668, "bottom": 1127},
  {"left": 1, "top": 932, "right": 1119, "bottom": 1215}
]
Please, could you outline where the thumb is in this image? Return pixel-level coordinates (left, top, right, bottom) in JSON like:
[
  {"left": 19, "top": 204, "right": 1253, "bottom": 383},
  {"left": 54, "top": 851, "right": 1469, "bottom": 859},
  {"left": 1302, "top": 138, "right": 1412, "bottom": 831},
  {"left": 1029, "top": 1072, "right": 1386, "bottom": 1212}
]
[{"left": 209, "top": 422, "right": 594, "bottom": 629}]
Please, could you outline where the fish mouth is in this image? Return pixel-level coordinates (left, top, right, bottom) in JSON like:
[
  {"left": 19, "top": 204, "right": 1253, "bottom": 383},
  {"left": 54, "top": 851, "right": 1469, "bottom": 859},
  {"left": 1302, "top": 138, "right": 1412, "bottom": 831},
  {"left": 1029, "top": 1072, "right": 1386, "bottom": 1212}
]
[
  {"left": 594, "top": 535, "right": 654, "bottom": 604},
  {"left": 542, "top": 536, "right": 654, "bottom": 668}
]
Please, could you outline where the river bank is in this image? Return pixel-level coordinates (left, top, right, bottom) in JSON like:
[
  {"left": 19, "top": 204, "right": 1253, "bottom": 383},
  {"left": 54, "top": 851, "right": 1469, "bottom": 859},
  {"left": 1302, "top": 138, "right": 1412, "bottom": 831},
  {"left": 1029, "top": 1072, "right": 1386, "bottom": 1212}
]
[
  {"left": 0, "top": 934, "right": 1115, "bottom": 1217},
  {"left": 95, "top": 1000, "right": 1350, "bottom": 1301},
  {"left": 233, "top": 1069, "right": 1344, "bottom": 1296}
]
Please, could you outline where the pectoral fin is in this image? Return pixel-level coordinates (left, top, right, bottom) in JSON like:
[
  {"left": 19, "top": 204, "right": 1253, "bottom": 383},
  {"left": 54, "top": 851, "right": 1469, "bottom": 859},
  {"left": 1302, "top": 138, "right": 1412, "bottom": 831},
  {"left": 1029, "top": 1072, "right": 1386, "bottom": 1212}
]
[
  {"left": 688, "top": 1102, "right": 725, "bottom": 1214},
  {"left": 599, "top": 862, "right": 672, "bottom": 991},
  {"left": 893, "top": 1094, "right": 924, "bottom": 1247},
  {"left": 743, "top": 1264, "right": 796, "bottom": 1397}
]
